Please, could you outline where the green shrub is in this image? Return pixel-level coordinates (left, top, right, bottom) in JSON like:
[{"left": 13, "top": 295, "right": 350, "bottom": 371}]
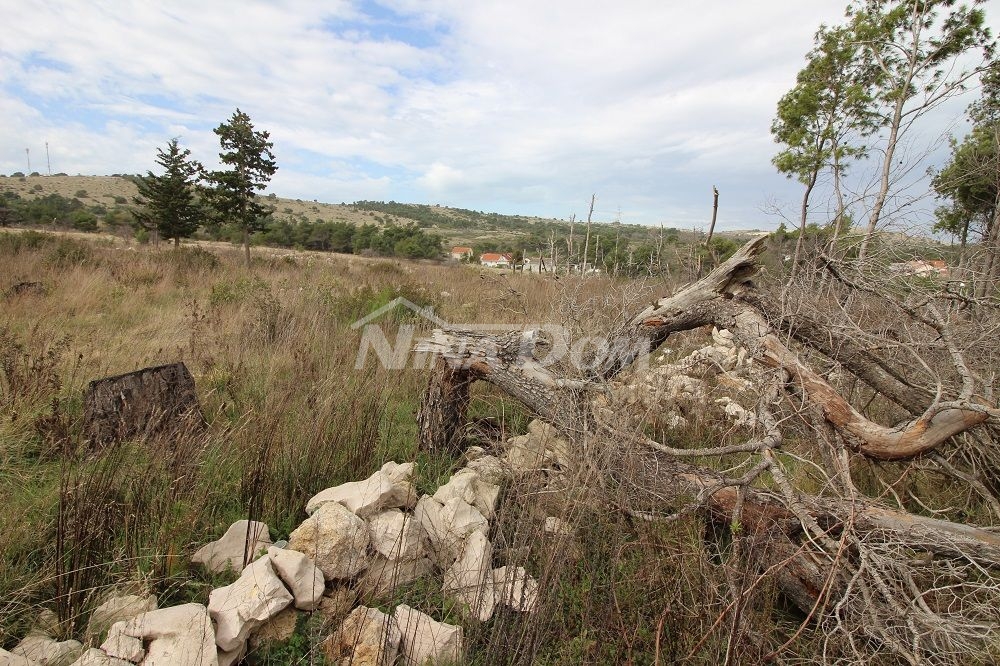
[
  {"left": 46, "top": 238, "right": 94, "bottom": 267},
  {"left": 0, "top": 230, "right": 51, "bottom": 254}
]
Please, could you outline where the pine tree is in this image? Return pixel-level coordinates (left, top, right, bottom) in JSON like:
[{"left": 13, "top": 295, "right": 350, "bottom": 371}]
[
  {"left": 848, "top": 0, "right": 995, "bottom": 260},
  {"left": 771, "top": 24, "right": 876, "bottom": 278},
  {"left": 133, "top": 138, "right": 202, "bottom": 247},
  {"left": 202, "top": 109, "right": 278, "bottom": 266}
]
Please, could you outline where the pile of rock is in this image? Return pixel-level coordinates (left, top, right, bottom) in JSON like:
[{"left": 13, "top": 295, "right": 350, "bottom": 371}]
[
  {"left": 618, "top": 327, "right": 756, "bottom": 429},
  {"left": 3, "top": 424, "right": 574, "bottom": 666}
]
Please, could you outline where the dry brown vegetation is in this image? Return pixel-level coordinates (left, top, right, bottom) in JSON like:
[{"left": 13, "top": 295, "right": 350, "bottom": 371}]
[{"left": 2, "top": 228, "right": 999, "bottom": 664}]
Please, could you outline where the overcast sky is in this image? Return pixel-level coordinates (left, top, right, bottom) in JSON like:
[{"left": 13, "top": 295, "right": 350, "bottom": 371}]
[{"left": 3, "top": 1, "right": 998, "bottom": 230}]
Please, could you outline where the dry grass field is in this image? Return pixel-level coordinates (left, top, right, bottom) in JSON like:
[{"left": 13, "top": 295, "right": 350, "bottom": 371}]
[{"left": 2, "top": 229, "right": 766, "bottom": 664}]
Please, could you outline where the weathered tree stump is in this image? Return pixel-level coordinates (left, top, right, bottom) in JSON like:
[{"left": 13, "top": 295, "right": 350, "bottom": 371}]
[
  {"left": 83, "top": 362, "right": 205, "bottom": 445},
  {"left": 5, "top": 281, "right": 46, "bottom": 297},
  {"left": 417, "top": 357, "right": 473, "bottom": 455}
]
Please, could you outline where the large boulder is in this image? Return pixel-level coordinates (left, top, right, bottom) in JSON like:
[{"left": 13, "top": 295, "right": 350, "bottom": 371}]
[
  {"left": 86, "top": 593, "right": 158, "bottom": 643},
  {"left": 357, "top": 555, "right": 435, "bottom": 598},
  {"left": 414, "top": 495, "right": 488, "bottom": 567},
  {"left": 393, "top": 604, "right": 464, "bottom": 666},
  {"left": 10, "top": 634, "right": 83, "bottom": 666},
  {"left": 208, "top": 556, "right": 294, "bottom": 652},
  {"left": 443, "top": 531, "right": 496, "bottom": 622},
  {"left": 323, "top": 606, "right": 401, "bottom": 666},
  {"left": 267, "top": 546, "right": 325, "bottom": 610},
  {"left": 192, "top": 520, "right": 273, "bottom": 574},
  {"left": 306, "top": 462, "right": 417, "bottom": 518},
  {"left": 289, "top": 501, "right": 371, "bottom": 580},
  {"left": 102, "top": 603, "right": 216, "bottom": 666},
  {"left": 367, "top": 509, "right": 427, "bottom": 561},
  {"left": 432, "top": 469, "right": 500, "bottom": 519}
]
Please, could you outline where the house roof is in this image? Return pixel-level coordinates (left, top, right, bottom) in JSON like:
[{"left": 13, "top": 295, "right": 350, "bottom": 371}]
[
  {"left": 451, "top": 246, "right": 473, "bottom": 253},
  {"left": 480, "top": 253, "right": 510, "bottom": 262}
]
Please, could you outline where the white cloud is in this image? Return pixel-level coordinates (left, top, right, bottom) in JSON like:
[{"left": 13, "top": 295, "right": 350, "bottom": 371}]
[{"left": 2, "top": 0, "right": 998, "bottom": 228}]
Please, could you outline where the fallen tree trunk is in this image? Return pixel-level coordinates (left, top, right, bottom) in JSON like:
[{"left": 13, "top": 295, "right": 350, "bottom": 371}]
[{"left": 414, "top": 237, "right": 1000, "bottom": 662}]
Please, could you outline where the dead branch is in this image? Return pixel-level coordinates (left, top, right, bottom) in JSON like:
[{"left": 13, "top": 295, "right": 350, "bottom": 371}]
[{"left": 414, "top": 236, "right": 1000, "bottom": 662}]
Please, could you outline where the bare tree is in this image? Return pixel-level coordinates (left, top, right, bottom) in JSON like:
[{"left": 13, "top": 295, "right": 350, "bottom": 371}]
[
  {"left": 850, "top": 0, "right": 995, "bottom": 260},
  {"left": 416, "top": 237, "right": 1000, "bottom": 663}
]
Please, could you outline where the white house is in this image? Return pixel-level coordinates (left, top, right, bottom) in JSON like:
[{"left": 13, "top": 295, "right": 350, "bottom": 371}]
[{"left": 480, "top": 252, "right": 512, "bottom": 268}]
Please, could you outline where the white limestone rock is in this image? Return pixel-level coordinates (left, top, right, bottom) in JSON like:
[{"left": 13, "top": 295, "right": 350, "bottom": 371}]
[
  {"left": 208, "top": 556, "right": 294, "bottom": 652},
  {"left": 543, "top": 516, "right": 572, "bottom": 536},
  {"left": 325, "top": 606, "right": 401, "bottom": 666},
  {"left": 216, "top": 644, "right": 245, "bottom": 666},
  {"left": 443, "top": 531, "right": 496, "bottom": 622},
  {"left": 493, "top": 565, "right": 539, "bottom": 613},
  {"left": 414, "top": 495, "right": 488, "bottom": 567},
  {"left": 99, "top": 630, "right": 144, "bottom": 663},
  {"left": 11, "top": 635, "right": 83, "bottom": 666},
  {"left": 102, "top": 604, "right": 216, "bottom": 666},
  {"left": 0, "top": 648, "right": 33, "bottom": 666},
  {"left": 464, "top": 454, "right": 509, "bottom": 484},
  {"left": 86, "top": 594, "right": 157, "bottom": 643},
  {"left": 288, "top": 501, "right": 371, "bottom": 580},
  {"left": 192, "top": 520, "right": 273, "bottom": 574},
  {"left": 267, "top": 546, "right": 325, "bottom": 611},
  {"left": 248, "top": 606, "right": 298, "bottom": 650},
  {"left": 357, "top": 555, "right": 435, "bottom": 598},
  {"left": 526, "top": 420, "right": 572, "bottom": 468},
  {"left": 367, "top": 509, "right": 427, "bottom": 561},
  {"left": 380, "top": 461, "right": 419, "bottom": 509},
  {"left": 393, "top": 604, "right": 464, "bottom": 666},
  {"left": 67, "top": 648, "right": 134, "bottom": 666},
  {"left": 306, "top": 465, "right": 416, "bottom": 519},
  {"left": 432, "top": 468, "right": 500, "bottom": 519}
]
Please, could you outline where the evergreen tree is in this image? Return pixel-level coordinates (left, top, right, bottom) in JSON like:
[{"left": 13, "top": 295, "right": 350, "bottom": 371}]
[
  {"left": 772, "top": 25, "right": 876, "bottom": 278},
  {"left": 133, "top": 138, "right": 202, "bottom": 247},
  {"left": 847, "top": 0, "right": 995, "bottom": 259},
  {"left": 933, "top": 61, "right": 1000, "bottom": 295},
  {"left": 202, "top": 109, "right": 278, "bottom": 265}
]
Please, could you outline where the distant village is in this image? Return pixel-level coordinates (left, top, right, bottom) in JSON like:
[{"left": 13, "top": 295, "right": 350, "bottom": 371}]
[{"left": 450, "top": 246, "right": 551, "bottom": 272}]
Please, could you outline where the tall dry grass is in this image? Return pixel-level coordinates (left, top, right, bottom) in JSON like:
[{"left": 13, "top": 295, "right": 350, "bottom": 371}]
[{"left": 0, "top": 231, "right": 826, "bottom": 663}]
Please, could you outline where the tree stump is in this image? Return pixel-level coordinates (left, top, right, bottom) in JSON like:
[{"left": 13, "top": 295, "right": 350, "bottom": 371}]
[
  {"left": 416, "top": 357, "right": 472, "bottom": 455},
  {"left": 5, "top": 281, "right": 46, "bottom": 297},
  {"left": 83, "top": 362, "right": 205, "bottom": 445}
]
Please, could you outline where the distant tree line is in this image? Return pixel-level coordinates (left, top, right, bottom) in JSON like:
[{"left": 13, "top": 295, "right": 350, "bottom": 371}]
[
  {"left": 0, "top": 190, "right": 133, "bottom": 233},
  {"left": 255, "top": 218, "right": 443, "bottom": 259}
]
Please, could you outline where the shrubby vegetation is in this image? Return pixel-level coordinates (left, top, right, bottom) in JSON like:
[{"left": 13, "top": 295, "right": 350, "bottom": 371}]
[{"left": 246, "top": 218, "right": 444, "bottom": 259}]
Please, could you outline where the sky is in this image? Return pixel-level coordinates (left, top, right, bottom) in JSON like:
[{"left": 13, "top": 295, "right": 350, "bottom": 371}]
[{"left": 2, "top": 1, "right": 999, "bottom": 231}]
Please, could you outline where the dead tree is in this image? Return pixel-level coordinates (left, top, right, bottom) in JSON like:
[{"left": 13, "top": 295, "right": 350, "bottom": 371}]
[{"left": 415, "top": 237, "right": 1000, "bottom": 663}]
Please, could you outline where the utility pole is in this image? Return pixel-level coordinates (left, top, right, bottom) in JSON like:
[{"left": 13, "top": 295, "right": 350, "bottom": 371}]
[{"left": 25, "top": 148, "right": 31, "bottom": 174}]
